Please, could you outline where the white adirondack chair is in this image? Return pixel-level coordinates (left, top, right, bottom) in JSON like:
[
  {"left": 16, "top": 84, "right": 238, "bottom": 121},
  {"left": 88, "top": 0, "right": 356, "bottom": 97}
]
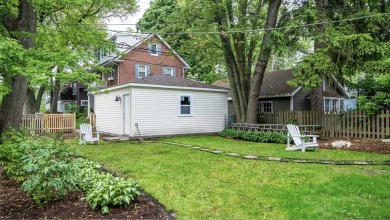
[
  {"left": 285, "top": 124, "right": 319, "bottom": 152},
  {"left": 79, "top": 124, "right": 99, "bottom": 145}
]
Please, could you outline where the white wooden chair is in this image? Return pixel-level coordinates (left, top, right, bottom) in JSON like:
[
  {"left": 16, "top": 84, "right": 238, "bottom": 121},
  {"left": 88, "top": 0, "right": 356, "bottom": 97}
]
[
  {"left": 285, "top": 124, "right": 319, "bottom": 152},
  {"left": 79, "top": 124, "right": 99, "bottom": 145}
]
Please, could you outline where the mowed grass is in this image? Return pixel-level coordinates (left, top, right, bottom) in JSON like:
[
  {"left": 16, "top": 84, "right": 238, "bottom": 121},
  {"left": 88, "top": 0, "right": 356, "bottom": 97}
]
[
  {"left": 162, "top": 135, "right": 390, "bottom": 162},
  {"left": 73, "top": 138, "right": 390, "bottom": 219}
]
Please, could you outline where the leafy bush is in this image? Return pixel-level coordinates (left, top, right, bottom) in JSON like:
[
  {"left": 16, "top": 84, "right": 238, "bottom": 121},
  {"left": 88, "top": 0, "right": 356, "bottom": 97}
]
[
  {"left": 1, "top": 131, "right": 79, "bottom": 204},
  {"left": 220, "top": 128, "right": 288, "bottom": 143},
  {"left": 72, "top": 158, "right": 140, "bottom": 214},
  {"left": 0, "top": 131, "right": 140, "bottom": 213}
]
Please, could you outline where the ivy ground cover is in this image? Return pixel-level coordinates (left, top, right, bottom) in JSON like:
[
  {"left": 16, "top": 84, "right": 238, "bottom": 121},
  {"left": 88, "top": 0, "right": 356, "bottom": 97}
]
[{"left": 74, "top": 138, "right": 390, "bottom": 219}]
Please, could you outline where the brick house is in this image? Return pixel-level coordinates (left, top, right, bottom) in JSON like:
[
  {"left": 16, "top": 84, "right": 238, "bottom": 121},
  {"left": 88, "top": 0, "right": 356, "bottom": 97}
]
[{"left": 88, "top": 34, "right": 190, "bottom": 115}]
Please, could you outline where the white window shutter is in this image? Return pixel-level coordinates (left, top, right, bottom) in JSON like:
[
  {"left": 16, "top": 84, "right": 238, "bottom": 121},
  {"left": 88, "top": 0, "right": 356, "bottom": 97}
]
[
  {"left": 135, "top": 64, "right": 139, "bottom": 78},
  {"left": 147, "top": 65, "right": 151, "bottom": 76},
  {"left": 172, "top": 68, "right": 176, "bottom": 77},
  {"left": 157, "top": 44, "right": 161, "bottom": 55},
  {"left": 162, "top": 67, "right": 166, "bottom": 75},
  {"left": 148, "top": 43, "right": 152, "bottom": 54}
]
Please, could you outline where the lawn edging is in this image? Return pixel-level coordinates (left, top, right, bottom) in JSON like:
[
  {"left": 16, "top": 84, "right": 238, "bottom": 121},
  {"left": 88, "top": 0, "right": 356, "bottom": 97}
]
[{"left": 153, "top": 141, "right": 389, "bottom": 166}]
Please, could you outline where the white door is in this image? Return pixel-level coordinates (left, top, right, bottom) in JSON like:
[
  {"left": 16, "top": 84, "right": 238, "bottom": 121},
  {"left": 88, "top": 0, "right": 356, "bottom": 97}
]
[{"left": 123, "top": 94, "right": 130, "bottom": 135}]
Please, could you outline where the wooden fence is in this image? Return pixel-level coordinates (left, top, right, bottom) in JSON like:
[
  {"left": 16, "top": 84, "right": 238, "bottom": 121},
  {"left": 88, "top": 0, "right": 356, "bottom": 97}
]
[
  {"left": 259, "top": 110, "right": 390, "bottom": 139},
  {"left": 21, "top": 113, "right": 76, "bottom": 133}
]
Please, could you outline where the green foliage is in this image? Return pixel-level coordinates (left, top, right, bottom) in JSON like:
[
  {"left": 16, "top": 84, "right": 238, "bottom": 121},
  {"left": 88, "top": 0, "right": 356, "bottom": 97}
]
[
  {"left": 220, "top": 128, "right": 288, "bottom": 144},
  {"left": 292, "top": 1, "right": 390, "bottom": 90},
  {"left": 0, "top": 131, "right": 140, "bottom": 212},
  {"left": 0, "top": 131, "right": 78, "bottom": 204},
  {"left": 354, "top": 74, "right": 390, "bottom": 114},
  {"left": 72, "top": 158, "right": 140, "bottom": 214}
]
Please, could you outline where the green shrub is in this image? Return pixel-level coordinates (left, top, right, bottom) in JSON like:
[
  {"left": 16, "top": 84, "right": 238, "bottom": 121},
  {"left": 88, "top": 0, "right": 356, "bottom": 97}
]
[
  {"left": 220, "top": 128, "right": 288, "bottom": 144},
  {"left": 1, "top": 131, "right": 79, "bottom": 204},
  {"left": 72, "top": 158, "right": 140, "bottom": 214},
  {"left": 0, "top": 131, "right": 140, "bottom": 213}
]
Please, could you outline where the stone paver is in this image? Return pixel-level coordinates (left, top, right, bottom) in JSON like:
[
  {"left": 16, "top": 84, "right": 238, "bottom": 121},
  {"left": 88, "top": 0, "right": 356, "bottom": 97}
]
[
  {"left": 268, "top": 157, "right": 281, "bottom": 161},
  {"left": 243, "top": 155, "right": 258, "bottom": 159},
  {"left": 227, "top": 153, "right": 240, "bottom": 156},
  {"left": 212, "top": 150, "right": 223, "bottom": 154}
]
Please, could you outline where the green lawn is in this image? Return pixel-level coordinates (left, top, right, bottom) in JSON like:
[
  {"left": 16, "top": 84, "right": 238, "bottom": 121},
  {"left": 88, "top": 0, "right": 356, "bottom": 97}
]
[
  {"left": 73, "top": 136, "right": 390, "bottom": 219},
  {"left": 162, "top": 135, "right": 389, "bottom": 162}
]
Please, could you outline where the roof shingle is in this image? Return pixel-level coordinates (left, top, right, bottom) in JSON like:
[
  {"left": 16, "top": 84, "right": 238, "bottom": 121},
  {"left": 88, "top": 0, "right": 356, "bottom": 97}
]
[{"left": 132, "top": 74, "right": 229, "bottom": 90}]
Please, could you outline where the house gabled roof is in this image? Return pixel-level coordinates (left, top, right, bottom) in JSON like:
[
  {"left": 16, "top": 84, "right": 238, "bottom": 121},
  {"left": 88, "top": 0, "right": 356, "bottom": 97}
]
[
  {"left": 212, "top": 69, "right": 349, "bottom": 98},
  {"left": 100, "top": 74, "right": 229, "bottom": 93},
  {"left": 260, "top": 69, "right": 299, "bottom": 97},
  {"left": 104, "top": 34, "right": 190, "bottom": 68}
]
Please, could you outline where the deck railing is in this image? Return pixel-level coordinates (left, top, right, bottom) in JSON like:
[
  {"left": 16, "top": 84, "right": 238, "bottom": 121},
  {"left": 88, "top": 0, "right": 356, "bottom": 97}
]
[{"left": 21, "top": 113, "right": 76, "bottom": 133}]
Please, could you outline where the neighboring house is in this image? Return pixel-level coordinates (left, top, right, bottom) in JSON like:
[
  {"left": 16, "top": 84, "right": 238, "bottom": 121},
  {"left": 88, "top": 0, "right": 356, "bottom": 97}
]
[
  {"left": 88, "top": 33, "right": 190, "bottom": 115},
  {"left": 57, "top": 82, "right": 88, "bottom": 113},
  {"left": 93, "top": 74, "right": 228, "bottom": 137},
  {"left": 213, "top": 69, "right": 349, "bottom": 116}
]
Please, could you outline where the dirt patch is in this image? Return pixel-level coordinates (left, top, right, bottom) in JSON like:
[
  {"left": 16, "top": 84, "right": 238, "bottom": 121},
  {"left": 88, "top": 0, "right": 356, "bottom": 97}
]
[
  {"left": 318, "top": 138, "right": 390, "bottom": 154},
  {"left": 0, "top": 170, "right": 175, "bottom": 219}
]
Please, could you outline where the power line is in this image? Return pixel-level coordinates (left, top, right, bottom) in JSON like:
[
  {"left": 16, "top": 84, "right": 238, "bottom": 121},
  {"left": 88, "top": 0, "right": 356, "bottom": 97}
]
[{"left": 101, "top": 12, "right": 389, "bottom": 35}]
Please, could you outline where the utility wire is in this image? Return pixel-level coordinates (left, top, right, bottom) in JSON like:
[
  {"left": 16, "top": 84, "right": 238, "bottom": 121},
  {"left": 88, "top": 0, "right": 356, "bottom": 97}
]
[{"left": 102, "top": 12, "right": 390, "bottom": 35}]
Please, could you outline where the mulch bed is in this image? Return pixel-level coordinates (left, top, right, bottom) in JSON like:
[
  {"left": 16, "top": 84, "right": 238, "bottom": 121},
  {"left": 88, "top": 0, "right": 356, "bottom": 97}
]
[
  {"left": 318, "top": 138, "right": 390, "bottom": 154},
  {"left": 0, "top": 170, "right": 175, "bottom": 219}
]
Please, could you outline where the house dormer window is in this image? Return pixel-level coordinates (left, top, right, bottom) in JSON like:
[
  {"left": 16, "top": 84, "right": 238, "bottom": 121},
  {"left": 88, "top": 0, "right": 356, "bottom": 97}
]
[
  {"left": 148, "top": 43, "right": 161, "bottom": 56},
  {"left": 163, "top": 67, "right": 176, "bottom": 76}
]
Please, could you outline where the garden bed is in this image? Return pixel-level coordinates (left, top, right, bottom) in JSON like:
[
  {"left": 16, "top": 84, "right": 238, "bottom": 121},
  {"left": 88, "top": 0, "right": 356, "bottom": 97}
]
[
  {"left": 0, "top": 168, "right": 174, "bottom": 219},
  {"left": 318, "top": 138, "right": 390, "bottom": 154}
]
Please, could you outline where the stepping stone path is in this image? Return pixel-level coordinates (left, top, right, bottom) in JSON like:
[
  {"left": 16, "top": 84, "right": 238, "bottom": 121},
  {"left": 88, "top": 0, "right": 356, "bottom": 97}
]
[
  {"left": 243, "top": 155, "right": 258, "bottom": 159},
  {"left": 227, "top": 153, "right": 240, "bottom": 156},
  {"left": 211, "top": 150, "right": 223, "bottom": 154},
  {"left": 156, "top": 141, "right": 387, "bottom": 166}
]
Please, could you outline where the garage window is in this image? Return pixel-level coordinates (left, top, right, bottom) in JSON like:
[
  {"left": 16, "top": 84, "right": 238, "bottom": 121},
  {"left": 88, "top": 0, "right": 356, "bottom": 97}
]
[{"left": 179, "top": 94, "right": 192, "bottom": 116}]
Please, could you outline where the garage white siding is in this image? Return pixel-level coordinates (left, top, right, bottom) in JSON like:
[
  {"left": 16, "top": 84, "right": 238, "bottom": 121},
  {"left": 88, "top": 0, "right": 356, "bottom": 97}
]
[
  {"left": 94, "top": 87, "right": 130, "bottom": 135},
  {"left": 131, "top": 87, "right": 227, "bottom": 137}
]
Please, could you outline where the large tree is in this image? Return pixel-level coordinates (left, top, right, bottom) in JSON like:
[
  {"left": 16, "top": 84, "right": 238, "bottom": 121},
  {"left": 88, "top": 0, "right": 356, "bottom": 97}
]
[
  {"left": 290, "top": 0, "right": 390, "bottom": 110},
  {"left": 139, "top": 0, "right": 312, "bottom": 122},
  {"left": 0, "top": 0, "right": 136, "bottom": 134}
]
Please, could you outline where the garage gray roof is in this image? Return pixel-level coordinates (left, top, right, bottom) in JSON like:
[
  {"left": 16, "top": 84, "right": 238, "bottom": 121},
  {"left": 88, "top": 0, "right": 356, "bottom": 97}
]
[{"left": 132, "top": 74, "right": 229, "bottom": 90}]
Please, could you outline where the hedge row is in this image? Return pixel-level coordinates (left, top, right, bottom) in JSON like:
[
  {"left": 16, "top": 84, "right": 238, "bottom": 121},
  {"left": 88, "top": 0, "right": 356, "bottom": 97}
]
[{"left": 220, "top": 128, "right": 288, "bottom": 144}]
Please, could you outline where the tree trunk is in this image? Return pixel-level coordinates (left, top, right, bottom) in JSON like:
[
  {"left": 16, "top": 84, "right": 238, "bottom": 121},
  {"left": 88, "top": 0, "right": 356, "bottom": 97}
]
[
  {"left": 24, "top": 87, "right": 37, "bottom": 114},
  {"left": 0, "top": 0, "right": 37, "bottom": 135},
  {"left": 35, "top": 86, "right": 45, "bottom": 113},
  {"left": 309, "top": 0, "right": 328, "bottom": 111},
  {"left": 246, "top": 0, "right": 282, "bottom": 123},
  {"left": 50, "top": 80, "right": 60, "bottom": 113}
]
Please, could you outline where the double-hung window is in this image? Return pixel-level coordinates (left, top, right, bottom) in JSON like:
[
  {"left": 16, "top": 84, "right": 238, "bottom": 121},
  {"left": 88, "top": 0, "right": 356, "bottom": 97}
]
[
  {"left": 324, "top": 98, "right": 341, "bottom": 112},
  {"left": 163, "top": 66, "right": 176, "bottom": 76},
  {"left": 135, "top": 64, "right": 150, "bottom": 78},
  {"left": 179, "top": 94, "right": 192, "bottom": 116},
  {"left": 257, "top": 101, "right": 273, "bottom": 114}
]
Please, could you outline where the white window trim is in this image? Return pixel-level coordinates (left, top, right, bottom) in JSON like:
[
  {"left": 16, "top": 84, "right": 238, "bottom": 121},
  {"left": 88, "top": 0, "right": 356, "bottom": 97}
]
[
  {"left": 137, "top": 65, "right": 147, "bottom": 78},
  {"left": 178, "top": 94, "right": 193, "bottom": 117},
  {"left": 323, "top": 97, "right": 342, "bottom": 112},
  {"left": 165, "top": 67, "right": 174, "bottom": 76},
  {"left": 81, "top": 100, "right": 88, "bottom": 106},
  {"left": 258, "top": 101, "right": 273, "bottom": 114}
]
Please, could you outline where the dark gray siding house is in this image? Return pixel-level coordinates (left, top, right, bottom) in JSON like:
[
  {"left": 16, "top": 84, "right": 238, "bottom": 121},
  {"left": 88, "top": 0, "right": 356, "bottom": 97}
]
[{"left": 213, "top": 69, "right": 349, "bottom": 117}]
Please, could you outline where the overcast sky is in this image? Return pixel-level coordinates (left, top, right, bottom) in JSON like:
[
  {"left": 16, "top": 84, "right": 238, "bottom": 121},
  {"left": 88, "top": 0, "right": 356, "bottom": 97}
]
[{"left": 106, "top": 0, "right": 151, "bottom": 33}]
